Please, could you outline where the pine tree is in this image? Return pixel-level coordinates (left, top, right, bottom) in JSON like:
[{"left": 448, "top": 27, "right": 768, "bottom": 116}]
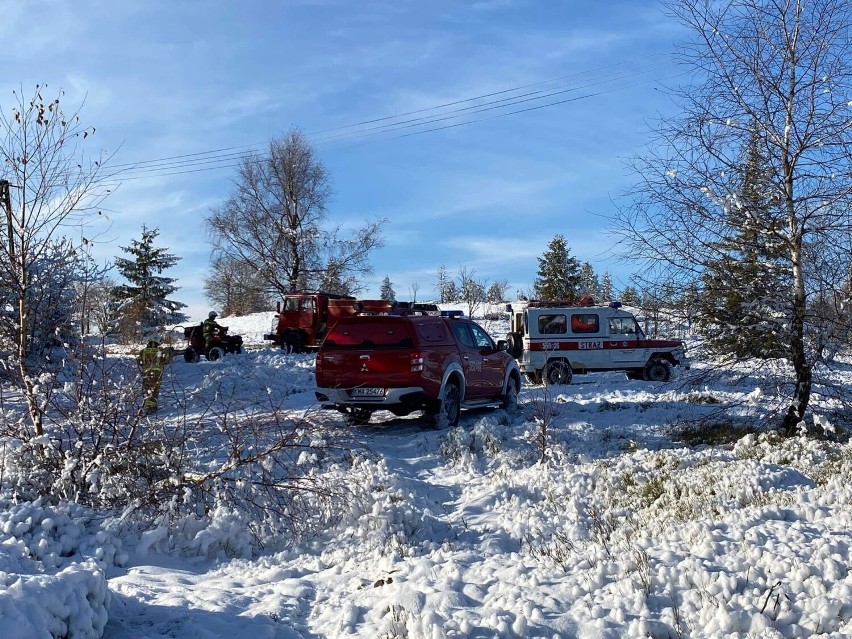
[
  {"left": 620, "top": 286, "right": 639, "bottom": 306},
  {"left": 379, "top": 275, "right": 395, "bottom": 302},
  {"left": 579, "top": 262, "right": 599, "bottom": 300},
  {"left": 696, "top": 128, "right": 787, "bottom": 359},
  {"left": 113, "top": 226, "right": 187, "bottom": 339},
  {"left": 533, "top": 235, "right": 582, "bottom": 301},
  {"left": 599, "top": 271, "right": 613, "bottom": 302}
]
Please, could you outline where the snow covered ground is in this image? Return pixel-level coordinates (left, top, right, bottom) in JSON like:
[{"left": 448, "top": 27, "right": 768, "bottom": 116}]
[{"left": 2, "top": 311, "right": 852, "bottom": 638}]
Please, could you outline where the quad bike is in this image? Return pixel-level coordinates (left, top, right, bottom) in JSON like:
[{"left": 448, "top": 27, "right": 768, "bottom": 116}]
[{"left": 182, "top": 323, "right": 244, "bottom": 362}]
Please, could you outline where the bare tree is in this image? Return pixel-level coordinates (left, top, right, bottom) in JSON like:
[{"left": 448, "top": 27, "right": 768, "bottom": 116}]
[
  {"left": 436, "top": 265, "right": 452, "bottom": 303},
  {"left": 204, "top": 254, "right": 270, "bottom": 316},
  {"left": 613, "top": 0, "right": 852, "bottom": 434},
  {"left": 458, "top": 266, "right": 487, "bottom": 319},
  {"left": 207, "top": 129, "right": 385, "bottom": 297},
  {"left": 0, "top": 85, "right": 111, "bottom": 435},
  {"left": 82, "top": 275, "right": 119, "bottom": 336},
  {"left": 409, "top": 281, "right": 419, "bottom": 304},
  {"left": 487, "top": 279, "right": 509, "bottom": 303}
]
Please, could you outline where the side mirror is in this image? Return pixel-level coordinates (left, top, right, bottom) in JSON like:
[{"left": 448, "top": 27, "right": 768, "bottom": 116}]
[
  {"left": 496, "top": 339, "right": 508, "bottom": 351},
  {"left": 276, "top": 301, "right": 281, "bottom": 313}
]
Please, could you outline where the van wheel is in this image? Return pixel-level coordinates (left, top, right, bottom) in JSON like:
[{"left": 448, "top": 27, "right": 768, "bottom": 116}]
[
  {"left": 643, "top": 358, "right": 671, "bottom": 382},
  {"left": 429, "top": 381, "right": 460, "bottom": 429},
  {"left": 543, "top": 360, "right": 572, "bottom": 386}
]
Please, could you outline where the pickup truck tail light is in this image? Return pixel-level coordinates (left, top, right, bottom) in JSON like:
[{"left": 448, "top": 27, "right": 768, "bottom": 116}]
[{"left": 410, "top": 353, "right": 424, "bottom": 373}]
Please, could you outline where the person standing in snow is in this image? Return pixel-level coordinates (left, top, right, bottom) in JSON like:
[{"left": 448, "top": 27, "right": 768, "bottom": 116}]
[
  {"left": 137, "top": 334, "right": 169, "bottom": 413},
  {"left": 202, "top": 311, "right": 223, "bottom": 351}
]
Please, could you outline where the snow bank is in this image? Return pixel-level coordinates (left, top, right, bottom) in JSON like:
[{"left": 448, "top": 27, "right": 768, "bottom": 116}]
[{"left": 0, "top": 500, "right": 124, "bottom": 639}]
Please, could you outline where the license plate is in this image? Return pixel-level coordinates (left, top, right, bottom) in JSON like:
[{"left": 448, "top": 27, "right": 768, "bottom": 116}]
[{"left": 350, "top": 387, "right": 385, "bottom": 397}]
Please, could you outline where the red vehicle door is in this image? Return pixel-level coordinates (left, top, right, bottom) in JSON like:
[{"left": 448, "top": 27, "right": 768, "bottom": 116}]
[
  {"left": 468, "top": 322, "right": 506, "bottom": 398},
  {"left": 449, "top": 321, "right": 487, "bottom": 398}
]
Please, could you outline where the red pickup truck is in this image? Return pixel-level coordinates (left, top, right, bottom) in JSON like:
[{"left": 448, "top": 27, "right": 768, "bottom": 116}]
[{"left": 315, "top": 314, "right": 522, "bottom": 428}]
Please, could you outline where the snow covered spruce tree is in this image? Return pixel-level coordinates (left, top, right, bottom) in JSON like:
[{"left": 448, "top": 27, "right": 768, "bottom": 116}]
[
  {"left": 579, "top": 262, "right": 599, "bottom": 300},
  {"left": 379, "top": 275, "right": 396, "bottom": 303},
  {"left": 694, "top": 129, "right": 788, "bottom": 359},
  {"left": 112, "top": 226, "right": 187, "bottom": 340},
  {"left": 533, "top": 234, "right": 582, "bottom": 301},
  {"left": 0, "top": 85, "right": 111, "bottom": 435},
  {"left": 614, "top": 0, "right": 852, "bottom": 434},
  {"left": 599, "top": 271, "right": 614, "bottom": 303},
  {"left": 206, "top": 129, "right": 385, "bottom": 296}
]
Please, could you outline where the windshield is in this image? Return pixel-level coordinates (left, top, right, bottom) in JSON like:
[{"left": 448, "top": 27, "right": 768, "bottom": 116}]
[{"left": 283, "top": 297, "right": 300, "bottom": 312}]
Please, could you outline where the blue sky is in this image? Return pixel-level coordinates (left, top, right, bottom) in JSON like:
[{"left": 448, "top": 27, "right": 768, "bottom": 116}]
[{"left": 2, "top": 0, "right": 685, "bottom": 320}]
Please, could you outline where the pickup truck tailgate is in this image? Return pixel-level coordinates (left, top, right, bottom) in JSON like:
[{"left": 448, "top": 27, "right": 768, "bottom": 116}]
[
  {"left": 316, "top": 318, "right": 417, "bottom": 388},
  {"left": 317, "top": 349, "right": 416, "bottom": 388}
]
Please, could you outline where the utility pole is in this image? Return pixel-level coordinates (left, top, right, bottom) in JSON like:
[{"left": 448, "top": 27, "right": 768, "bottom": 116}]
[{"left": 0, "top": 179, "right": 14, "bottom": 260}]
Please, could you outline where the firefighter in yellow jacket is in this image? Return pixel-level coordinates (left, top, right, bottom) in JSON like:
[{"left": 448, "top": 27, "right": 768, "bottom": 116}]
[{"left": 137, "top": 334, "right": 169, "bottom": 413}]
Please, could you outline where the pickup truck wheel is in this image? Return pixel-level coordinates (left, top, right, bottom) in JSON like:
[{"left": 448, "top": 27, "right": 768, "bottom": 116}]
[
  {"left": 502, "top": 376, "right": 520, "bottom": 412},
  {"left": 543, "top": 359, "right": 572, "bottom": 386},
  {"left": 347, "top": 408, "right": 372, "bottom": 426},
  {"left": 207, "top": 346, "right": 225, "bottom": 362},
  {"left": 643, "top": 358, "right": 671, "bottom": 382},
  {"left": 430, "top": 381, "right": 460, "bottom": 429}
]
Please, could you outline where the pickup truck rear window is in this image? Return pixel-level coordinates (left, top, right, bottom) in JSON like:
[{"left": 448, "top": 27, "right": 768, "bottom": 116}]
[
  {"left": 324, "top": 320, "right": 414, "bottom": 348},
  {"left": 416, "top": 322, "right": 449, "bottom": 342}
]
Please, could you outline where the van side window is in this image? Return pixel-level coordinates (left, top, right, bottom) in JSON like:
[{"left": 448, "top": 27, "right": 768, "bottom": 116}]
[
  {"left": 538, "top": 314, "right": 567, "bottom": 334},
  {"left": 571, "top": 313, "right": 599, "bottom": 334}
]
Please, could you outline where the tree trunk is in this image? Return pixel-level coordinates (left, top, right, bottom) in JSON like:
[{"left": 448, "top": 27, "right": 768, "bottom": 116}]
[
  {"left": 17, "top": 251, "right": 44, "bottom": 436},
  {"left": 782, "top": 253, "right": 811, "bottom": 435}
]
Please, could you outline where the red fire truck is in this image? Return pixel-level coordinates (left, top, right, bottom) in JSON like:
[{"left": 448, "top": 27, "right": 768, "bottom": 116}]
[
  {"left": 263, "top": 292, "right": 387, "bottom": 352},
  {"left": 263, "top": 291, "right": 438, "bottom": 352}
]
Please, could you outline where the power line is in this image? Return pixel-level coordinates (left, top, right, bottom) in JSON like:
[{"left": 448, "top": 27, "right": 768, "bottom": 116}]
[
  {"left": 307, "top": 52, "right": 668, "bottom": 134},
  {"left": 106, "top": 57, "right": 677, "bottom": 182},
  {"left": 312, "top": 63, "right": 671, "bottom": 146}
]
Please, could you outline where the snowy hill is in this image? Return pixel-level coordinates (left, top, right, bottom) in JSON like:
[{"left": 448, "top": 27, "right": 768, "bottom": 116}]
[{"left": 2, "top": 311, "right": 852, "bottom": 638}]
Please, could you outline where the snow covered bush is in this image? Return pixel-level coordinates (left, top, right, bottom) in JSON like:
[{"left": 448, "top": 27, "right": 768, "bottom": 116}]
[{"left": 0, "top": 498, "right": 125, "bottom": 639}]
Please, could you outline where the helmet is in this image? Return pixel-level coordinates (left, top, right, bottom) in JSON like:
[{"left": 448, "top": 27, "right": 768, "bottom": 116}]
[{"left": 208, "top": 311, "right": 218, "bottom": 319}]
